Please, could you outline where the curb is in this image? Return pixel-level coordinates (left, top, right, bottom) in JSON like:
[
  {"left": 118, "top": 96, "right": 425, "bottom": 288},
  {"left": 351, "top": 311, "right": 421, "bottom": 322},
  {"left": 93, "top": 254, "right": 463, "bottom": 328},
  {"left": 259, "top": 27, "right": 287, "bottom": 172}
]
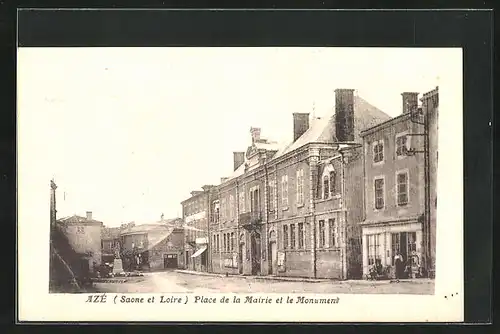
[{"left": 173, "top": 270, "right": 434, "bottom": 285}]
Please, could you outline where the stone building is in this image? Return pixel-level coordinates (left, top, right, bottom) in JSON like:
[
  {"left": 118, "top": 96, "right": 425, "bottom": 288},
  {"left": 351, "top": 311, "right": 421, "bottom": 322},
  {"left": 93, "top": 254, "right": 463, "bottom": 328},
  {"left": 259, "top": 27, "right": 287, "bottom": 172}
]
[
  {"left": 56, "top": 211, "right": 103, "bottom": 273},
  {"left": 101, "top": 226, "right": 122, "bottom": 264},
  {"left": 198, "top": 88, "right": 391, "bottom": 279},
  {"left": 119, "top": 219, "right": 184, "bottom": 271},
  {"left": 181, "top": 186, "right": 215, "bottom": 272},
  {"left": 359, "top": 87, "right": 438, "bottom": 278}
]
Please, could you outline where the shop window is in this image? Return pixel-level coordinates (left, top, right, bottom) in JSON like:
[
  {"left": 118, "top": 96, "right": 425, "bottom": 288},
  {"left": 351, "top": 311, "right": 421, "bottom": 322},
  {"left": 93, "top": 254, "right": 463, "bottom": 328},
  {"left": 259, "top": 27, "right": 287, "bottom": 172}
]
[{"left": 367, "top": 234, "right": 381, "bottom": 265}]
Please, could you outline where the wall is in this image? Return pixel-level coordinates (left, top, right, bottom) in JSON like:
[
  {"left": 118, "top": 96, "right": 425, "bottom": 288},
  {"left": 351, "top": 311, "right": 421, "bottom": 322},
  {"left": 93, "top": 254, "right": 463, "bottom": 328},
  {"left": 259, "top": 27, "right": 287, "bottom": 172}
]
[
  {"left": 59, "top": 222, "right": 102, "bottom": 270},
  {"left": 148, "top": 229, "right": 185, "bottom": 270},
  {"left": 363, "top": 116, "right": 425, "bottom": 223},
  {"left": 427, "top": 100, "right": 439, "bottom": 273}
]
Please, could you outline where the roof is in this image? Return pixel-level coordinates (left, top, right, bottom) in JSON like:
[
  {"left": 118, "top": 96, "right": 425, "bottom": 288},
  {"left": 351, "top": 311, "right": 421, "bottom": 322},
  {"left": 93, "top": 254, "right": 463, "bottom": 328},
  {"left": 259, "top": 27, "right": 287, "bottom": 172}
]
[
  {"left": 101, "top": 226, "right": 121, "bottom": 239},
  {"left": 57, "top": 215, "right": 103, "bottom": 225},
  {"left": 272, "top": 95, "right": 391, "bottom": 160},
  {"left": 120, "top": 218, "right": 183, "bottom": 235}
]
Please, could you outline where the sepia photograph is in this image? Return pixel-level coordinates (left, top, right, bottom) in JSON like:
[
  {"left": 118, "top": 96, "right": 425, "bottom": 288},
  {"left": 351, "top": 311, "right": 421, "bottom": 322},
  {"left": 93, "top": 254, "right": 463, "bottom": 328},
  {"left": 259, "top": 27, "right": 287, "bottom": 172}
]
[{"left": 18, "top": 46, "right": 463, "bottom": 322}]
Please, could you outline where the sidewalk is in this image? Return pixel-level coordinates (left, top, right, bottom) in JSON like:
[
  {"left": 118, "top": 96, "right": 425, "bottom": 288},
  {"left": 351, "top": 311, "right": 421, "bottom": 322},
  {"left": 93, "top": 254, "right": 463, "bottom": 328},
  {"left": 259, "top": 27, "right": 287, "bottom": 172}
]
[{"left": 174, "top": 269, "right": 433, "bottom": 285}]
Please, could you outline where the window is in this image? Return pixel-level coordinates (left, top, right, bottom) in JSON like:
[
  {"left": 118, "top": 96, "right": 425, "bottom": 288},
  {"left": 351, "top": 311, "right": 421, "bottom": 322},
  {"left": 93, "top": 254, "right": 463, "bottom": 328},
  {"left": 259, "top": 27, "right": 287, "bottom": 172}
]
[
  {"left": 367, "top": 234, "right": 381, "bottom": 265},
  {"left": 223, "top": 233, "right": 227, "bottom": 252},
  {"left": 220, "top": 198, "right": 226, "bottom": 221},
  {"left": 319, "top": 220, "right": 325, "bottom": 247},
  {"left": 239, "top": 191, "right": 245, "bottom": 213},
  {"left": 231, "top": 232, "right": 235, "bottom": 251},
  {"left": 76, "top": 226, "right": 85, "bottom": 234},
  {"left": 229, "top": 195, "right": 235, "bottom": 220},
  {"left": 328, "top": 218, "right": 336, "bottom": 247},
  {"left": 330, "top": 171, "right": 337, "bottom": 195},
  {"left": 213, "top": 235, "right": 216, "bottom": 252},
  {"left": 296, "top": 169, "right": 304, "bottom": 205},
  {"left": 407, "top": 232, "right": 417, "bottom": 254},
  {"left": 323, "top": 175, "right": 330, "bottom": 199},
  {"left": 391, "top": 233, "right": 400, "bottom": 265},
  {"left": 391, "top": 232, "right": 417, "bottom": 264},
  {"left": 298, "top": 223, "right": 304, "bottom": 249},
  {"left": 396, "top": 133, "right": 408, "bottom": 157},
  {"left": 216, "top": 234, "right": 220, "bottom": 252},
  {"left": 268, "top": 180, "right": 275, "bottom": 211},
  {"left": 373, "top": 140, "right": 384, "bottom": 163},
  {"left": 283, "top": 225, "right": 289, "bottom": 249},
  {"left": 397, "top": 171, "right": 409, "bottom": 206},
  {"left": 281, "top": 175, "right": 289, "bottom": 206},
  {"left": 290, "top": 224, "right": 296, "bottom": 249},
  {"left": 374, "top": 177, "right": 385, "bottom": 209}
]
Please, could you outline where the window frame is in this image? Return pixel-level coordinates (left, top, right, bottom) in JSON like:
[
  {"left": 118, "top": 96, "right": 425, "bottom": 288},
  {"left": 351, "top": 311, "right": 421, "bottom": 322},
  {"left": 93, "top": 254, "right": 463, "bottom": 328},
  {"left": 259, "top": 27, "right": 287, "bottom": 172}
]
[
  {"left": 281, "top": 174, "right": 289, "bottom": 207},
  {"left": 318, "top": 220, "right": 326, "bottom": 248},
  {"left": 290, "top": 224, "right": 296, "bottom": 249},
  {"left": 372, "top": 139, "right": 385, "bottom": 165},
  {"left": 296, "top": 169, "right": 304, "bottom": 206},
  {"left": 396, "top": 169, "right": 410, "bottom": 207},
  {"left": 373, "top": 176, "right": 386, "bottom": 210},
  {"left": 395, "top": 131, "right": 409, "bottom": 159},
  {"left": 283, "top": 224, "right": 289, "bottom": 249},
  {"left": 328, "top": 218, "right": 336, "bottom": 247},
  {"left": 298, "top": 222, "right": 304, "bottom": 249}
]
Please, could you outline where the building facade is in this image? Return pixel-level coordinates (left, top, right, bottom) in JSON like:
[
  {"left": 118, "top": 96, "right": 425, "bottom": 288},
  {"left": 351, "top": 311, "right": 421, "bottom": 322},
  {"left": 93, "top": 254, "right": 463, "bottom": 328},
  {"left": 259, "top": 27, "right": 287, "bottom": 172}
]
[
  {"left": 359, "top": 87, "right": 438, "bottom": 278},
  {"left": 56, "top": 211, "right": 103, "bottom": 273},
  {"left": 182, "top": 186, "right": 214, "bottom": 272},
  {"left": 187, "top": 88, "right": 392, "bottom": 279},
  {"left": 101, "top": 226, "right": 121, "bottom": 264},
  {"left": 120, "top": 219, "right": 185, "bottom": 271}
]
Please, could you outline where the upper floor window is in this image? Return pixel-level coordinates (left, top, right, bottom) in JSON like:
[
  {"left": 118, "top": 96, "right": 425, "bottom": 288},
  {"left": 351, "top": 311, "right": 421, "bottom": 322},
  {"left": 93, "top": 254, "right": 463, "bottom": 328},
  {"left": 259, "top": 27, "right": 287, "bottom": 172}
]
[
  {"left": 396, "top": 171, "right": 409, "bottom": 206},
  {"left": 229, "top": 195, "right": 235, "bottom": 220},
  {"left": 76, "top": 226, "right": 85, "bottom": 234},
  {"left": 281, "top": 175, "right": 289, "bottom": 206},
  {"left": 329, "top": 171, "right": 337, "bottom": 195},
  {"left": 374, "top": 177, "right": 385, "bottom": 210},
  {"left": 268, "top": 180, "right": 276, "bottom": 211},
  {"left": 395, "top": 133, "right": 408, "bottom": 157},
  {"left": 239, "top": 191, "right": 245, "bottom": 213},
  {"left": 323, "top": 175, "right": 330, "bottom": 199},
  {"left": 373, "top": 140, "right": 384, "bottom": 163},
  {"left": 283, "top": 225, "right": 289, "bottom": 249},
  {"left": 250, "top": 187, "right": 260, "bottom": 213},
  {"left": 296, "top": 169, "right": 304, "bottom": 205}
]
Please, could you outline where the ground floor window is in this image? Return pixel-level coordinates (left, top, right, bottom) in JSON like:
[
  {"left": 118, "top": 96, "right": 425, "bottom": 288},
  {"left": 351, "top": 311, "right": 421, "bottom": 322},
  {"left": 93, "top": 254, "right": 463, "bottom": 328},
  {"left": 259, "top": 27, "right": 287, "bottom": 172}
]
[
  {"left": 391, "top": 231, "right": 417, "bottom": 264},
  {"left": 367, "top": 234, "right": 381, "bottom": 266}
]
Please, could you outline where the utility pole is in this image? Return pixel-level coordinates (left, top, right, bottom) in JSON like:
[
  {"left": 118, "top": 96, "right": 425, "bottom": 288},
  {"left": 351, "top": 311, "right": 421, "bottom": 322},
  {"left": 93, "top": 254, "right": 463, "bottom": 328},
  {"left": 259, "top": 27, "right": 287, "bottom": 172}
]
[{"left": 406, "top": 105, "right": 430, "bottom": 277}]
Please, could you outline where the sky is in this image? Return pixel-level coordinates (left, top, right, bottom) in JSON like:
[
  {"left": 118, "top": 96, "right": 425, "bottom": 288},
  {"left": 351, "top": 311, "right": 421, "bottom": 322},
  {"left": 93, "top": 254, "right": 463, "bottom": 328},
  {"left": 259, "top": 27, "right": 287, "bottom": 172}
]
[{"left": 17, "top": 47, "right": 456, "bottom": 227}]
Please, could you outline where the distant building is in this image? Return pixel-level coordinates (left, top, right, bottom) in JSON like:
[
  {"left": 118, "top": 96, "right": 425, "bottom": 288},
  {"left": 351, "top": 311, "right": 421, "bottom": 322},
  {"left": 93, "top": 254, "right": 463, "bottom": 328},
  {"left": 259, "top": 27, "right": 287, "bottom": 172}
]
[
  {"left": 181, "top": 186, "right": 214, "bottom": 272},
  {"left": 101, "top": 226, "right": 122, "bottom": 264},
  {"left": 119, "top": 218, "right": 184, "bottom": 271},
  {"left": 359, "top": 87, "right": 438, "bottom": 278},
  {"left": 56, "top": 211, "right": 103, "bottom": 273}
]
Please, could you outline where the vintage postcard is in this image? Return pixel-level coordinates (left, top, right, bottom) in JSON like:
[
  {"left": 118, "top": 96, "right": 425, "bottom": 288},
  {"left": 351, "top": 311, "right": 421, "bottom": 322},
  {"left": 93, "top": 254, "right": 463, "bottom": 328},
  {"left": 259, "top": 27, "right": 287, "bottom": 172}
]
[{"left": 17, "top": 47, "right": 463, "bottom": 322}]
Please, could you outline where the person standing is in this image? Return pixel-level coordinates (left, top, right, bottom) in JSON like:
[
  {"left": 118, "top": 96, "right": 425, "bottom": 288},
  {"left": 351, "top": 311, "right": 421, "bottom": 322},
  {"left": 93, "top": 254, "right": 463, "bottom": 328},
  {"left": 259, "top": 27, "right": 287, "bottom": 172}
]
[{"left": 394, "top": 252, "right": 404, "bottom": 280}]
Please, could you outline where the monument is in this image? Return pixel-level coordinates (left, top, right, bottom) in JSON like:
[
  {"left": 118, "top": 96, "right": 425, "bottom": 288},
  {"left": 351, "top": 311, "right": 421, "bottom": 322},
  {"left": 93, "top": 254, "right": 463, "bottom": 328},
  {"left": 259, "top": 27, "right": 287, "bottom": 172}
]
[{"left": 112, "top": 246, "right": 124, "bottom": 274}]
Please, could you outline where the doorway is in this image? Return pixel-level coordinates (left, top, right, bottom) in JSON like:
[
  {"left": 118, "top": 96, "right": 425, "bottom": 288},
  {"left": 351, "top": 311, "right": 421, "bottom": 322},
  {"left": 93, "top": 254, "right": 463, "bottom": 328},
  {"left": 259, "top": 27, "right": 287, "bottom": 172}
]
[
  {"left": 238, "top": 243, "right": 244, "bottom": 274},
  {"left": 250, "top": 233, "right": 261, "bottom": 275},
  {"left": 269, "top": 241, "right": 277, "bottom": 275},
  {"left": 164, "top": 254, "right": 178, "bottom": 269}
]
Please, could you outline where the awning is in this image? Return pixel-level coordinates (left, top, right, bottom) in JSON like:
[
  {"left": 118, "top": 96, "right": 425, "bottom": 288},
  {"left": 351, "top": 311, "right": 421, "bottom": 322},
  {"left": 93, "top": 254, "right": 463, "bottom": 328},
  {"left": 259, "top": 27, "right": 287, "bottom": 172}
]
[{"left": 191, "top": 246, "right": 207, "bottom": 258}]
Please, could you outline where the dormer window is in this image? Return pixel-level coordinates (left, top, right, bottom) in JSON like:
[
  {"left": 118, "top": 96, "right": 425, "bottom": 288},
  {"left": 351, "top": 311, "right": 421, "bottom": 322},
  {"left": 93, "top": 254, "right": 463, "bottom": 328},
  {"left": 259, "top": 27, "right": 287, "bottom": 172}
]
[{"left": 321, "top": 163, "right": 336, "bottom": 199}]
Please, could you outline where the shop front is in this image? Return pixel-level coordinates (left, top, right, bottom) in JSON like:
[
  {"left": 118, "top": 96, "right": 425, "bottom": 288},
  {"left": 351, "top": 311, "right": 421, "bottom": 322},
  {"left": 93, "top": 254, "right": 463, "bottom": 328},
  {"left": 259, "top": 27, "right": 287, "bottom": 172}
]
[
  {"left": 191, "top": 237, "right": 208, "bottom": 272},
  {"left": 361, "top": 218, "right": 423, "bottom": 279}
]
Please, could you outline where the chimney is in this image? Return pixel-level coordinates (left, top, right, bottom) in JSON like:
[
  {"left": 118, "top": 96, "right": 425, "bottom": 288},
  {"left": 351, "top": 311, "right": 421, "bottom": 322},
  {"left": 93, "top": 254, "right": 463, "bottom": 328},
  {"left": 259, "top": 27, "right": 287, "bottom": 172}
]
[
  {"left": 233, "top": 152, "right": 245, "bottom": 171},
  {"left": 250, "top": 127, "right": 261, "bottom": 143},
  {"left": 335, "top": 88, "right": 355, "bottom": 142},
  {"left": 293, "top": 113, "right": 310, "bottom": 142},
  {"left": 86, "top": 211, "right": 92, "bottom": 220},
  {"left": 401, "top": 92, "right": 419, "bottom": 114}
]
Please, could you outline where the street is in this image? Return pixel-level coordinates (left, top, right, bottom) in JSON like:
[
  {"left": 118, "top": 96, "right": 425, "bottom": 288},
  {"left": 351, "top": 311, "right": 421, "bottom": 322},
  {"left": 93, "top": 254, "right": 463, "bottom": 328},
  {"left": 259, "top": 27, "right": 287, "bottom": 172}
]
[{"left": 93, "top": 270, "right": 435, "bottom": 295}]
